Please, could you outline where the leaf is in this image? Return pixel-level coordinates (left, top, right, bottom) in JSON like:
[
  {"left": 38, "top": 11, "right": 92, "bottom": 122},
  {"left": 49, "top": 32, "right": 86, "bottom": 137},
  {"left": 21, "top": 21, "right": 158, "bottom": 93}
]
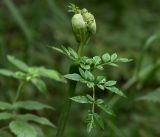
[
  {"left": 9, "top": 120, "right": 37, "bottom": 137},
  {"left": 7, "top": 55, "right": 29, "bottom": 72},
  {"left": 64, "top": 73, "right": 82, "bottom": 81},
  {"left": 86, "top": 94, "right": 94, "bottom": 102},
  {"left": 13, "top": 101, "right": 54, "bottom": 110},
  {"left": 95, "top": 99, "right": 104, "bottom": 105},
  {"left": 0, "top": 101, "right": 12, "bottom": 110},
  {"left": 0, "top": 69, "right": 15, "bottom": 77},
  {"left": 15, "top": 71, "right": 27, "bottom": 80},
  {"left": 86, "top": 111, "right": 95, "bottom": 133},
  {"left": 37, "top": 67, "right": 66, "bottom": 83},
  {"left": 93, "top": 56, "right": 101, "bottom": 65},
  {"left": 102, "top": 53, "right": 110, "bottom": 62},
  {"left": 111, "top": 53, "right": 118, "bottom": 62},
  {"left": 105, "top": 81, "right": 117, "bottom": 87},
  {"left": 117, "top": 58, "right": 133, "bottom": 63},
  {"left": 85, "top": 70, "right": 95, "bottom": 81},
  {"left": 70, "top": 96, "right": 92, "bottom": 104},
  {"left": 79, "top": 68, "right": 85, "bottom": 78},
  {"left": 18, "top": 114, "right": 56, "bottom": 128},
  {"left": 136, "top": 88, "right": 160, "bottom": 102},
  {"left": 50, "top": 46, "right": 65, "bottom": 54},
  {"left": 107, "top": 62, "right": 119, "bottom": 67},
  {"left": 106, "top": 87, "right": 126, "bottom": 97},
  {"left": 97, "top": 84, "right": 105, "bottom": 90},
  {"left": 96, "top": 103, "right": 114, "bottom": 116},
  {"left": 94, "top": 113, "right": 104, "bottom": 129},
  {"left": 68, "top": 47, "right": 78, "bottom": 59},
  {"left": 87, "top": 118, "right": 94, "bottom": 133},
  {"left": 0, "top": 112, "right": 13, "bottom": 120},
  {"left": 96, "top": 65, "right": 104, "bottom": 70},
  {"left": 31, "top": 78, "right": 47, "bottom": 94},
  {"left": 80, "top": 64, "right": 90, "bottom": 70},
  {"left": 97, "top": 76, "right": 106, "bottom": 84}
]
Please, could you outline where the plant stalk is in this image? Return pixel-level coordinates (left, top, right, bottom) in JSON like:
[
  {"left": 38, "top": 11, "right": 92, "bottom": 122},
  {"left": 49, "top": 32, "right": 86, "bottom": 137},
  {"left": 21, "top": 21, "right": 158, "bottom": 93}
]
[
  {"left": 56, "top": 64, "right": 78, "bottom": 137},
  {"left": 14, "top": 81, "right": 25, "bottom": 103}
]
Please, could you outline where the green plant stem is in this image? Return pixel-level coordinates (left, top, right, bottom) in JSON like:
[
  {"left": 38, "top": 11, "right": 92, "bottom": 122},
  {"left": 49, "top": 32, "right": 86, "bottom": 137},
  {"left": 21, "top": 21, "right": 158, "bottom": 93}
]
[
  {"left": 78, "top": 38, "right": 90, "bottom": 56},
  {"left": 92, "top": 86, "right": 95, "bottom": 114},
  {"left": 56, "top": 64, "right": 79, "bottom": 137},
  {"left": 78, "top": 42, "right": 84, "bottom": 56},
  {"left": 14, "top": 81, "right": 25, "bottom": 103}
]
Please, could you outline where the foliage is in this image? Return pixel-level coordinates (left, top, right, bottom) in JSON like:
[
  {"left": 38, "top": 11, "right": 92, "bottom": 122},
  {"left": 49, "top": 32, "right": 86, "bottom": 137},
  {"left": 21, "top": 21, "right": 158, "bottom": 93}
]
[{"left": 0, "top": 0, "right": 160, "bottom": 137}]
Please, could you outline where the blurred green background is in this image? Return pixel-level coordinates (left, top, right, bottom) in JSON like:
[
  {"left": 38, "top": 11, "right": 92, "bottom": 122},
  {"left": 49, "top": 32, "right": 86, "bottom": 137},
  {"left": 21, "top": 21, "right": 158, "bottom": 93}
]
[{"left": 0, "top": 0, "right": 160, "bottom": 137}]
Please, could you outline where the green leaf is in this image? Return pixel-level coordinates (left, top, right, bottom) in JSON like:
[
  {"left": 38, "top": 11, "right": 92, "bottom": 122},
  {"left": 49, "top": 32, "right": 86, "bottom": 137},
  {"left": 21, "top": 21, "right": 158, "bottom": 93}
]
[
  {"left": 68, "top": 47, "right": 78, "bottom": 59},
  {"left": 50, "top": 46, "right": 65, "bottom": 54},
  {"left": 37, "top": 67, "right": 66, "bottom": 83},
  {"left": 87, "top": 118, "right": 94, "bottom": 133},
  {"left": 94, "top": 113, "right": 104, "bottom": 129},
  {"left": 117, "top": 58, "right": 133, "bottom": 63},
  {"left": 64, "top": 73, "right": 82, "bottom": 81},
  {"left": 61, "top": 46, "right": 70, "bottom": 56},
  {"left": 111, "top": 53, "right": 118, "bottom": 62},
  {"left": 86, "top": 94, "right": 94, "bottom": 102},
  {"left": 15, "top": 71, "right": 27, "bottom": 80},
  {"left": 95, "top": 99, "right": 104, "bottom": 105},
  {"left": 105, "top": 81, "right": 117, "bottom": 87},
  {"left": 80, "top": 64, "right": 90, "bottom": 70},
  {"left": 86, "top": 111, "right": 95, "bottom": 133},
  {"left": 106, "top": 87, "right": 126, "bottom": 97},
  {"left": 96, "top": 65, "right": 104, "bottom": 70},
  {"left": 0, "top": 69, "right": 15, "bottom": 77},
  {"left": 136, "top": 88, "right": 160, "bottom": 102},
  {"left": 31, "top": 78, "right": 47, "bottom": 94},
  {"left": 70, "top": 96, "right": 92, "bottom": 104},
  {"left": 102, "top": 53, "right": 110, "bottom": 62},
  {"left": 93, "top": 56, "right": 101, "bottom": 65},
  {"left": 79, "top": 68, "right": 85, "bottom": 78},
  {"left": 97, "top": 76, "right": 106, "bottom": 84},
  {"left": 97, "top": 84, "right": 105, "bottom": 90},
  {"left": 0, "top": 101, "right": 12, "bottom": 110},
  {"left": 9, "top": 120, "right": 37, "bottom": 137},
  {"left": 96, "top": 103, "right": 114, "bottom": 116},
  {"left": 13, "top": 101, "right": 54, "bottom": 110},
  {"left": 7, "top": 55, "right": 29, "bottom": 72},
  {"left": 85, "top": 71, "right": 94, "bottom": 81},
  {"left": 18, "top": 114, "right": 56, "bottom": 128},
  {"left": 0, "top": 112, "right": 13, "bottom": 120}
]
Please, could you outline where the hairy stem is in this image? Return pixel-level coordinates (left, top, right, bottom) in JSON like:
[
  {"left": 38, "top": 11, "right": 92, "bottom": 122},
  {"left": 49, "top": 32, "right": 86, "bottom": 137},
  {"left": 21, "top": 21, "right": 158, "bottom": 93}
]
[{"left": 56, "top": 64, "right": 78, "bottom": 137}]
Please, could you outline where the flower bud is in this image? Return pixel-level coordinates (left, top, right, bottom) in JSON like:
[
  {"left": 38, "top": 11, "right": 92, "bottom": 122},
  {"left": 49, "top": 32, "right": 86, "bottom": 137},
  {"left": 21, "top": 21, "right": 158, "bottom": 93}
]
[
  {"left": 71, "top": 8, "right": 96, "bottom": 44},
  {"left": 81, "top": 8, "right": 96, "bottom": 35},
  {"left": 71, "top": 13, "right": 88, "bottom": 43}
]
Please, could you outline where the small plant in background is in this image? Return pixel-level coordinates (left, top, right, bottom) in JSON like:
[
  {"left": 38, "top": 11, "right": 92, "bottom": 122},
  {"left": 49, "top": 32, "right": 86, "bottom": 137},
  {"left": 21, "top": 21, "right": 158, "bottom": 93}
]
[
  {"left": 0, "top": 56, "right": 65, "bottom": 136},
  {"left": 51, "top": 4, "right": 132, "bottom": 136}
]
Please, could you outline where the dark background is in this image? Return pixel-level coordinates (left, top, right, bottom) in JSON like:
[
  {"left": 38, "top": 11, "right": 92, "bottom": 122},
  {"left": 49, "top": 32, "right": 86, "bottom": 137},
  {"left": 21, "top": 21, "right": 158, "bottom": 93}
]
[{"left": 0, "top": 0, "right": 160, "bottom": 137}]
